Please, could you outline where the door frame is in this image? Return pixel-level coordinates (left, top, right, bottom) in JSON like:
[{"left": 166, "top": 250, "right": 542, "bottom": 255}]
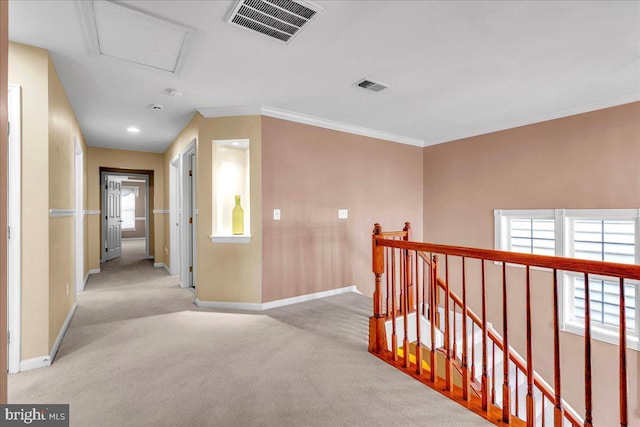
[
  {"left": 74, "top": 138, "right": 84, "bottom": 293},
  {"left": 179, "top": 140, "right": 196, "bottom": 290},
  {"left": 7, "top": 84, "right": 21, "bottom": 373},
  {"left": 169, "top": 155, "right": 180, "bottom": 278},
  {"left": 100, "top": 171, "right": 150, "bottom": 262}
]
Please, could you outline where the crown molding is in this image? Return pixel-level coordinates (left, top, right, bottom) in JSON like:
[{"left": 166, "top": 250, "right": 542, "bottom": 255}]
[
  {"left": 423, "top": 92, "right": 640, "bottom": 147},
  {"left": 197, "top": 105, "right": 424, "bottom": 147}
]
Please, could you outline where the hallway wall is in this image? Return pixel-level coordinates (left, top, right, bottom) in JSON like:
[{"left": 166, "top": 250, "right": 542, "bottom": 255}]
[
  {"left": 8, "top": 42, "right": 88, "bottom": 361},
  {"left": 261, "top": 117, "right": 423, "bottom": 302},
  {"left": 86, "top": 147, "right": 164, "bottom": 270}
]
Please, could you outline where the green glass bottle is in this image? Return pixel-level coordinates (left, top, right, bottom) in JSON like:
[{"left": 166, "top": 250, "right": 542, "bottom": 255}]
[{"left": 232, "top": 195, "right": 244, "bottom": 235}]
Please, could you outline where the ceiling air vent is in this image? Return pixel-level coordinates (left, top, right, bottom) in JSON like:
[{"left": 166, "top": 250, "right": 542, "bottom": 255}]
[
  {"left": 226, "top": 0, "right": 322, "bottom": 44},
  {"left": 355, "top": 78, "right": 389, "bottom": 92}
]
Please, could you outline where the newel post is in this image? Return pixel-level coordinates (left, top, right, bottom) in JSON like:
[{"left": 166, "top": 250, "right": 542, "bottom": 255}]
[
  {"left": 369, "top": 223, "right": 387, "bottom": 354},
  {"left": 403, "top": 222, "right": 415, "bottom": 311}
]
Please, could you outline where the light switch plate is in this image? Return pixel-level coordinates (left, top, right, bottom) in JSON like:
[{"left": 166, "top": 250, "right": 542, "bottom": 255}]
[
  {"left": 338, "top": 209, "right": 348, "bottom": 219},
  {"left": 273, "top": 209, "right": 281, "bottom": 220}
]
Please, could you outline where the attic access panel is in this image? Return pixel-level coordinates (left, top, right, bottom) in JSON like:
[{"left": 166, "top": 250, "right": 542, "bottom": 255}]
[
  {"left": 80, "top": 1, "right": 196, "bottom": 74},
  {"left": 226, "top": 0, "right": 322, "bottom": 44}
]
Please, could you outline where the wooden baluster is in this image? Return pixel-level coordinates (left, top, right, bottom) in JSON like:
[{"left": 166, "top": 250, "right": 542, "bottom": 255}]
[
  {"left": 471, "top": 322, "right": 476, "bottom": 380},
  {"left": 403, "top": 248, "right": 410, "bottom": 368},
  {"left": 415, "top": 251, "right": 422, "bottom": 375},
  {"left": 502, "top": 262, "right": 511, "bottom": 424},
  {"left": 542, "top": 395, "right": 546, "bottom": 427},
  {"left": 430, "top": 255, "right": 438, "bottom": 383},
  {"left": 619, "top": 277, "right": 628, "bottom": 427},
  {"left": 422, "top": 253, "right": 427, "bottom": 316},
  {"left": 444, "top": 254, "right": 452, "bottom": 391},
  {"left": 552, "top": 269, "right": 564, "bottom": 427},
  {"left": 391, "top": 247, "right": 398, "bottom": 361},
  {"left": 403, "top": 222, "right": 414, "bottom": 310},
  {"left": 584, "top": 273, "right": 593, "bottom": 427},
  {"left": 385, "top": 247, "right": 390, "bottom": 317},
  {"left": 526, "top": 265, "right": 534, "bottom": 427},
  {"left": 492, "top": 341, "right": 496, "bottom": 405},
  {"left": 461, "top": 257, "right": 470, "bottom": 401},
  {"left": 515, "top": 369, "right": 519, "bottom": 418},
  {"left": 481, "top": 259, "right": 489, "bottom": 412},
  {"left": 401, "top": 244, "right": 405, "bottom": 314}
]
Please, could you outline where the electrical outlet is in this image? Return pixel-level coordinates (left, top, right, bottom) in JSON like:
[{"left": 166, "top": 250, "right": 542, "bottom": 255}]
[
  {"left": 338, "top": 209, "right": 348, "bottom": 219},
  {"left": 273, "top": 209, "right": 281, "bottom": 220}
]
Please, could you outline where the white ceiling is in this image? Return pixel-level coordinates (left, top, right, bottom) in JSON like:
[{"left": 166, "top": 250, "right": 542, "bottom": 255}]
[{"left": 8, "top": 1, "right": 640, "bottom": 153}]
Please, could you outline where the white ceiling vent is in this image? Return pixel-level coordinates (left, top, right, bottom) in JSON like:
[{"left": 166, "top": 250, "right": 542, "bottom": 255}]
[
  {"left": 226, "top": 0, "right": 322, "bottom": 44},
  {"left": 355, "top": 78, "right": 389, "bottom": 92}
]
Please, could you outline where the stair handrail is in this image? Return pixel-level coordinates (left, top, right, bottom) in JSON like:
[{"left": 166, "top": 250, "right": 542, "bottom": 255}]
[{"left": 370, "top": 223, "right": 636, "bottom": 427}]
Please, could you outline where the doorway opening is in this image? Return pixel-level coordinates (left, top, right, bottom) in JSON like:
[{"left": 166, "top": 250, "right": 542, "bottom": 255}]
[{"left": 100, "top": 169, "right": 152, "bottom": 266}]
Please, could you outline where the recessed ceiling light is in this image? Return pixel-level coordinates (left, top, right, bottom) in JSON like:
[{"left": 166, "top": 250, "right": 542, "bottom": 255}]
[
  {"left": 127, "top": 126, "right": 141, "bottom": 134},
  {"left": 232, "top": 142, "right": 240, "bottom": 146},
  {"left": 166, "top": 89, "right": 183, "bottom": 98}
]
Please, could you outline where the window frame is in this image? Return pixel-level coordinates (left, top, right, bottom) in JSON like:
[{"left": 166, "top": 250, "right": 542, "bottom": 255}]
[
  {"left": 121, "top": 186, "right": 138, "bottom": 231},
  {"left": 494, "top": 208, "right": 640, "bottom": 351}
]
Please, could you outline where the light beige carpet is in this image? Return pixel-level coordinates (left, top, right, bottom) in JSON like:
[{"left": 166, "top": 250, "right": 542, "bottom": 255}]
[{"left": 9, "top": 252, "right": 492, "bottom": 427}]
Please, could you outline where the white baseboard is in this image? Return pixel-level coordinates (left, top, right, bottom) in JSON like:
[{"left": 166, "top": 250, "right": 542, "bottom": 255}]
[
  {"left": 153, "top": 263, "right": 172, "bottom": 275},
  {"left": 20, "top": 356, "right": 51, "bottom": 371},
  {"left": 82, "top": 272, "right": 89, "bottom": 290},
  {"left": 146, "top": 256, "right": 155, "bottom": 260},
  {"left": 49, "top": 303, "right": 77, "bottom": 364},
  {"left": 196, "top": 285, "right": 360, "bottom": 311},
  {"left": 88, "top": 268, "right": 100, "bottom": 275},
  {"left": 122, "top": 237, "right": 145, "bottom": 240}
]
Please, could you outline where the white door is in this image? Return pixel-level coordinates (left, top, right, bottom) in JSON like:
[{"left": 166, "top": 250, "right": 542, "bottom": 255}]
[{"left": 105, "top": 176, "right": 122, "bottom": 261}]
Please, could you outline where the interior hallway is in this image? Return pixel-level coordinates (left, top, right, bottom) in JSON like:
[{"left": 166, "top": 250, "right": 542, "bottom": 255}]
[{"left": 8, "top": 252, "right": 491, "bottom": 426}]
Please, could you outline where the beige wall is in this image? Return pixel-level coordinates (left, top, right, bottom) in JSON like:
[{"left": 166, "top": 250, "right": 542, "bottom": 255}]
[
  {"left": 47, "top": 54, "right": 85, "bottom": 350},
  {"left": 261, "top": 117, "right": 423, "bottom": 302},
  {"left": 9, "top": 42, "right": 88, "bottom": 359},
  {"left": 198, "top": 116, "right": 262, "bottom": 303},
  {"left": 163, "top": 114, "right": 262, "bottom": 303},
  {"left": 86, "top": 147, "right": 164, "bottom": 270},
  {"left": 9, "top": 42, "right": 49, "bottom": 359},
  {"left": 423, "top": 102, "right": 640, "bottom": 425}
]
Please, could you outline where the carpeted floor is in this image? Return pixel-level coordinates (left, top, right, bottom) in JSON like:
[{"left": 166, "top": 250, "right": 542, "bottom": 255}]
[{"left": 8, "top": 243, "right": 492, "bottom": 427}]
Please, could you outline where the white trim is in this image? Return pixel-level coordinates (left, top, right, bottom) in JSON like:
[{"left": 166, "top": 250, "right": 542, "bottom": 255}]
[
  {"left": 210, "top": 235, "right": 252, "bottom": 244},
  {"left": 84, "top": 272, "right": 90, "bottom": 287},
  {"left": 153, "top": 209, "right": 170, "bottom": 214},
  {"left": 146, "top": 256, "right": 155, "bottom": 260},
  {"left": 196, "top": 286, "right": 360, "bottom": 311},
  {"left": 50, "top": 303, "right": 77, "bottom": 364},
  {"left": 134, "top": 216, "right": 146, "bottom": 221},
  {"left": 20, "top": 356, "right": 51, "bottom": 372},
  {"left": 169, "top": 156, "right": 180, "bottom": 276},
  {"left": 49, "top": 209, "right": 75, "bottom": 217},
  {"left": 75, "top": 137, "right": 84, "bottom": 294},
  {"left": 84, "top": 210, "right": 101, "bottom": 215},
  {"left": 8, "top": 83, "right": 21, "bottom": 374},
  {"left": 423, "top": 93, "right": 640, "bottom": 147},
  {"left": 153, "top": 263, "right": 172, "bottom": 275},
  {"left": 123, "top": 237, "right": 145, "bottom": 241},
  {"left": 89, "top": 268, "right": 101, "bottom": 275},
  {"left": 198, "top": 105, "right": 424, "bottom": 147}
]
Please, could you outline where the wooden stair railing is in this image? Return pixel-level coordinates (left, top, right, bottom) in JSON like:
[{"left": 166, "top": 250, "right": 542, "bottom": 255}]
[{"left": 369, "top": 223, "right": 637, "bottom": 427}]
